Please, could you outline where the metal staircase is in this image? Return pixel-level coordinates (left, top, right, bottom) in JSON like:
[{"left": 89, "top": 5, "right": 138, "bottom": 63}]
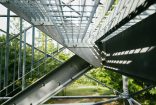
[
  {"left": 2, "top": 55, "right": 92, "bottom": 105},
  {"left": 0, "top": 0, "right": 156, "bottom": 104}
]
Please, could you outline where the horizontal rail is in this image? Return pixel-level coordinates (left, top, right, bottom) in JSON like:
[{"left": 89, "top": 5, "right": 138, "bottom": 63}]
[
  {"left": 50, "top": 95, "right": 118, "bottom": 99},
  {"left": 0, "top": 97, "right": 11, "bottom": 100}
]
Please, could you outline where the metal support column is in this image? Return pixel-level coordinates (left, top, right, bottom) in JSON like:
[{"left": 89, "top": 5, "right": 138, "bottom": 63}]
[
  {"left": 22, "top": 30, "right": 26, "bottom": 90},
  {"left": 57, "top": 43, "right": 59, "bottom": 53},
  {"left": 122, "top": 75, "right": 129, "bottom": 105},
  {"left": 18, "top": 18, "right": 23, "bottom": 79},
  {"left": 122, "top": 75, "right": 141, "bottom": 105},
  {"left": 44, "top": 34, "right": 47, "bottom": 73},
  {"left": 122, "top": 76, "right": 129, "bottom": 95},
  {"left": 0, "top": 47, "right": 2, "bottom": 91},
  {"left": 37, "top": 31, "right": 41, "bottom": 75},
  {"left": 31, "top": 26, "right": 35, "bottom": 77},
  {"left": 4, "top": 9, "right": 10, "bottom": 95},
  {"left": 13, "top": 42, "right": 17, "bottom": 90}
]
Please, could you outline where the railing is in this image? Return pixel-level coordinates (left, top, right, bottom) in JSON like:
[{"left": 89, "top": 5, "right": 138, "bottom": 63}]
[{"left": 0, "top": 12, "right": 67, "bottom": 103}]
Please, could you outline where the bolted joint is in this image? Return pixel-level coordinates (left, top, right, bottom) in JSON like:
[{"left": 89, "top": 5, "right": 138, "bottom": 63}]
[{"left": 121, "top": 93, "right": 130, "bottom": 99}]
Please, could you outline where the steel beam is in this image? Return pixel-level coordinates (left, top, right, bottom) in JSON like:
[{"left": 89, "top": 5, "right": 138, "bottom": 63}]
[
  {"left": 0, "top": 25, "right": 61, "bottom": 64},
  {"left": 43, "top": 103, "right": 94, "bottom": 105},
  {"left": 13, "top": 37, "right": 62, "bottom": 63},
  {"left": 85, "top": 74, "right": 121, "bottom": 94},
  {"left": 13, "top": 41, "right": 17, "bottom": 90},
  {"left": 4, "top": 9, "right": 10, "bottom": 95},
  {"left": 122, "top": 75, "right": 129, "bottom": 105},
  {"left": 2, "top": 55, "right": 92, "bottom": 105},
  {"left": 129, "top": 85, "right": 155, "bottom": 97},
  {"left": 18, "top": 18, "right": 23, "bottom": 79},
  {"left": 96, "top": 0, "right": 156, "bottom": 43},
  {"left": 0, "top": 26, "right": 32, "bottom": 47},
  {"left": 93, "top": 97, "right": 122, "bottom": 105},
  {"left": 77, "top": 0, "right": 86, "bottom": 42},
  {"left": 44, "top": 33, "right": 47, "bottom": 73},
  {"left": 128, "top": 98, "right": 141, "bottom": 105},
  {"left": 81, "top": 0, "right": 100, "bottom": 41},
  {"left": 22, "top": 30, "right": 26, "bottom": 90},
  {"left": 49, "top": 95, "right": 117, "bottom": 99},
  {"left": 0, "top": 47, "right": 2, "bottom": 91},
  {"left": 62, "top": 2, "right": 81, "bottom": 15},
  {"left": 0, "top": 97, "right": 11, "bottom": 100},
  {"left": 31, "top": 26, "right": 35, "bottom": 73},
  {"left": 27, "top": 47, "right": 65, "bottom": 70},
  {"left": 0, "top": 15, "right": 19, "bottom": 17},
  {"left": 21, "top": 40, "right": 62, "bottom": 63},
  {"left": 101, "top": 12, "right": 156, "bottom": 83},
  {"left": 65, "top": 0, "right": 76, "bottom": 5},
  {"left": 69, "top": 47, "right": 102, "bottom": 67},
  {"left": 1, "top": 1, "right": 102, "bottom": 67},
  {"left": 52, "top": 47, "right": 65, "bottom": 56},
  {"left": 122, "top": 76, "right": 129, "bottom": 98}
]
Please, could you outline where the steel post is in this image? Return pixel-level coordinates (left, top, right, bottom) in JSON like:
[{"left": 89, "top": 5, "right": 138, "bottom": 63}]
[
  {"left": 4, "top": 9, "right": 10, "bottom": 95},
  {"left": 31, "top": 26, "right": 35, "bottom": 77},
  {"left": 122, "top": 75, "right": 129, "bottom": 105},
  {"left": 0, "top": 47, "right": 2, "bottom": 91},
  {"left": 13, "top": 42, "right": 17, "bottom": 90},
  {"left": 22, "top": 30, "right": 26, "bottom": 90},
  {"left": 18, "top": 18, "right": 23, "bottom": 79},
  {"left": 44, "top": 34, "right": 47, "bottom": 73}
]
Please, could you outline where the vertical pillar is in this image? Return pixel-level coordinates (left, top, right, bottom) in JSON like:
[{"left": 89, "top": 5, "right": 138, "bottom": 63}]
[
  {"left": 13, "top": 42, "right": 17, "bottom": 90},
  {"left": 22, "top": 30, "right": 26, "bottom": 90},
  {"left": 122, "top": 75, "right": 129, "bottom": 95},
  {"left": 44, "top": 34, "right": 47, "bottom": 73},
  {"left": 4, "top": 9, "right": 10, "bottom": 95},
  {"left": 0, "top": 47, "right": 2, "bottom": 91},
  {"left": 38, "top": 31, "right": 41, "bottom": 75},
  {"left": 31, "top": 26, "right": 35, "bottom": 77},
  {"left": 122, "top": 75, "right": 129, "bottom": 105},
  {"left": 122, "top": 76, "right": 141, "bottom": 105},
  {"left": 18, "top": 18, "right": 22, "bottom": 79},
  {"left": 57, "top": 42, "right": 59, "bottom": 53}
]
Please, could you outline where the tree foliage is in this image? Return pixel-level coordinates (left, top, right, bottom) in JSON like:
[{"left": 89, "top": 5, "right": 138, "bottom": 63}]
[
  {"left": 0, "top": 33, "right": 72, "bottom": 100},
  {"left": 71, "top": 66, "right": 156, "bottom": 104}
]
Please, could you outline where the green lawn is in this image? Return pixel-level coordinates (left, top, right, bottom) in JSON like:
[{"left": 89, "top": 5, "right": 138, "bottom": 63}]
[
  {"left": 46, "top": 85, "right": 116, "bottom": 104},
  {"left": 59, "top": 85, "right": 113, "bottom": 96}
]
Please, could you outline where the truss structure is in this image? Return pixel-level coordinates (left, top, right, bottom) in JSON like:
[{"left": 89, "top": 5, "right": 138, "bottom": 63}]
[{"left": 0, "top": 0, "right": 156, "bottom": 105}]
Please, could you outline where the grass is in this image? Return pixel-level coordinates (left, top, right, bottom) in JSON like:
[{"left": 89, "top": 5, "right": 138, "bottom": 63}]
[
  {"left": 59, "top": 86, "right": 113, "bottom": 96},
  {"left": 46, "top": 84, "right": 117, "bottom": 104}
]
